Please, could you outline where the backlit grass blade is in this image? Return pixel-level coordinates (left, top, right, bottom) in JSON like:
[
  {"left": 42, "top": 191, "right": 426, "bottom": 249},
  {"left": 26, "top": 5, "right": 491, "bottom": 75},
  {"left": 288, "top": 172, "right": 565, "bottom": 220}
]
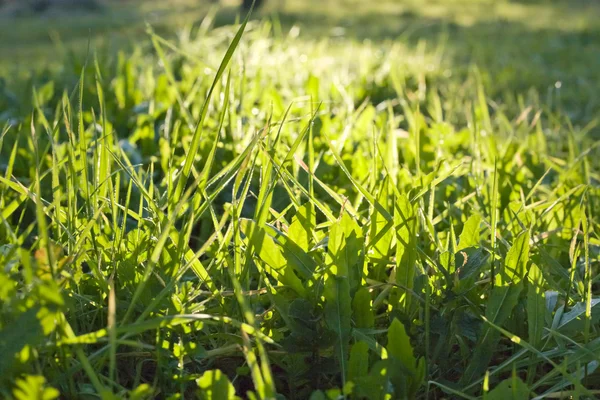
[{"left": 172, "top": 11, "right": 252, "bottom": 206}]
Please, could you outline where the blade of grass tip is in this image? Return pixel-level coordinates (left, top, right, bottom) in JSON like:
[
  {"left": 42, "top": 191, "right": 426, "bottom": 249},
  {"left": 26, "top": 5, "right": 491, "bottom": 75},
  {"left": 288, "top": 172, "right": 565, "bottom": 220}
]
[
  {"left": 77, "top": 68, "right": 92, "bottom": 219},
  {"left": 0, "top": 123, "right": 10, "bottom": 144},
  {"left": 94, "top": 60, "right": 111, "bottom": 203},
  {"left": 282, "top": 103, "right": 320, "bottom": 167},
  {"left": 172, "top": 10, "right": 252, "bottom": 206},
  {"left": 525, "top": 167, "right": 552, "bottom": 203},
  {"left": 266, "top": 148, "right": 335, "bottom": 221},
  {"left": 284, "top": 151, "right": 355, "bottom": 221},
  {"left": 321, "top": 129, "right": 392, "bottom": 222},
  {"left": 252, "top": 103, "right": 312, "bottom": 225},
  {"left": 198, "top": 71, "right": 233, "bottom": 192},
  {"left": 253, "top": 116, "right": 276, "bottom": 226}
]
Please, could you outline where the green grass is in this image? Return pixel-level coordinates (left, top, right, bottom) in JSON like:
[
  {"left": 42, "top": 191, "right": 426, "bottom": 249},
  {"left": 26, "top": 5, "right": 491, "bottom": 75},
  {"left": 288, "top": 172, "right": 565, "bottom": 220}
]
[{"left": 1, "top": 1, "right": 600, "bottom": 399}]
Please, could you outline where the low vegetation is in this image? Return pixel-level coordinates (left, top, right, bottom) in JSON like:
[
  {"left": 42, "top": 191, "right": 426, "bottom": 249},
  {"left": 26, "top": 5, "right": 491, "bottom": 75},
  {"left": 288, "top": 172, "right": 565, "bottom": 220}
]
[{"left": 0, "top": 2, "right": 599, "bottom": 399}]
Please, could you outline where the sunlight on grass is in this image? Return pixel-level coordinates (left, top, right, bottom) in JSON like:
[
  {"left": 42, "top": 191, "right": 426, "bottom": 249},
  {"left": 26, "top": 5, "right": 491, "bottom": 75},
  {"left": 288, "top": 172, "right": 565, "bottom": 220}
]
[{"left": 0, "top": 0, "right": 599, "bottom": 398}]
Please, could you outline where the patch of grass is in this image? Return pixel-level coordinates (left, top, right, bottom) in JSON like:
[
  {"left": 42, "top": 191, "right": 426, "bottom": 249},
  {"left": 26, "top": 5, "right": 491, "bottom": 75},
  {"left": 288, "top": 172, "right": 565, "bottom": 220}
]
[{"left": 1, "top": 1, "right": 600, "bottom": 399}]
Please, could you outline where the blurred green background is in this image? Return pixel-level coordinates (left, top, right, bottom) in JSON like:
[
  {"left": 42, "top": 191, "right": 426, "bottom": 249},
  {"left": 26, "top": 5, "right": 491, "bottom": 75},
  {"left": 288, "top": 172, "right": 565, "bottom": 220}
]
[{"left": 1, "top": 0, "right": 599, "bottom": 127}]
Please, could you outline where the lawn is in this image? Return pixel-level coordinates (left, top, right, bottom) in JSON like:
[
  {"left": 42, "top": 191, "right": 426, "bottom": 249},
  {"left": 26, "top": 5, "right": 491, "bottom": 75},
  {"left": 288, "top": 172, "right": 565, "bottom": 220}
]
[{"left": 0, "top": 0, "right": 599, "bottom": 399}]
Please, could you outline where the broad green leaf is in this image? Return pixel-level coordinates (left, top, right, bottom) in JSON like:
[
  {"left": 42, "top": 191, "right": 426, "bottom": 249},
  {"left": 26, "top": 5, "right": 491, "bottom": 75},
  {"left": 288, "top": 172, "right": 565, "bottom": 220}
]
[
  {"left": 394, "top": 194, "right": 417, "bottom": 311},
  {"left": 486, "top": 376, "right": 530, "bottom": 400},
  {"left": 503, "top": 230, "right": 530, "bottom": 284},
  {"left": 527, "top": 263, "right": 546, "bottom": 348},
  {"left": 386, "top": 318, "right": 423, "bottom": 397},
  {"left": 324, "top": 276, "right": 352, "bottom": 386},
  {"left": 196, "top": 369, "right": 238, "bottom": 400},
  {"left": 243, "top": 219, "right": 314, "bottom": 277},
  {"left": 458, "top": 214, "right": 481, "bottom": 250},
  {"left": 352, "top": 329, "right": 388, "bottom": 359},
  {"left": 326, "top": 213, "right": 364, "bottom": 292},
  {"left": 240, "top": 219, "right": 308, "bottom": 296},
  {"left": 352, "top": 287, "right": 374, "bottom": 329},
  {"left": 287, "top": 298, "right": 320, "bottom": 338},
  {"left": 263, "top": 223, "right": 318, "bottom": 279},
  {"left": 369, "top": 176, "right": 394, "bottom": 262},
  {"left": 288, "top": 203, "right": 316, "bottom": 252},
  {"left": 353, "top": 360, "right": 394, "bottom": 400},
  {"left": 308, "top": 391, "right": 327, "bottom": 400},
  {"left": 387, "top": 318, "right": 417, "bottom": 373},
  {"left": 348, "top": 341, "right": 370, "bottom": 383}
]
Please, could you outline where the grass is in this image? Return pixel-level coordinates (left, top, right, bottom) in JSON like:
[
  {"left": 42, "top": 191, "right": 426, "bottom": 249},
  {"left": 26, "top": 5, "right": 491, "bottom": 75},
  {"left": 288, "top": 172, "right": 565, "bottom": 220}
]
[{"left": 1, "top": 0, "right": 600, "bottom": 399}]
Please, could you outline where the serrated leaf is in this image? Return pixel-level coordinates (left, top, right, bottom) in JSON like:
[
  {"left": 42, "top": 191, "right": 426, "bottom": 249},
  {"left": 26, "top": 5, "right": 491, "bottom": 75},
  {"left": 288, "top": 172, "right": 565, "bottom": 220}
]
[
  {"left": 288, "top": 203, "right": 316, "bottom": 252},
  {"left": 387, "top": 318, "right": 417, "bottom": 373},
  {"left": 386, "top": 318, "right": 423, "bottom": 397},
  {"left": 288, "top": 298, "right": 319, "bottom": 337},
  {"left": 503, "top": 230, "right": 530, "bottom": 284},
  {"left": 348, "top": 341, "right": 370, "bottom": 383}
]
